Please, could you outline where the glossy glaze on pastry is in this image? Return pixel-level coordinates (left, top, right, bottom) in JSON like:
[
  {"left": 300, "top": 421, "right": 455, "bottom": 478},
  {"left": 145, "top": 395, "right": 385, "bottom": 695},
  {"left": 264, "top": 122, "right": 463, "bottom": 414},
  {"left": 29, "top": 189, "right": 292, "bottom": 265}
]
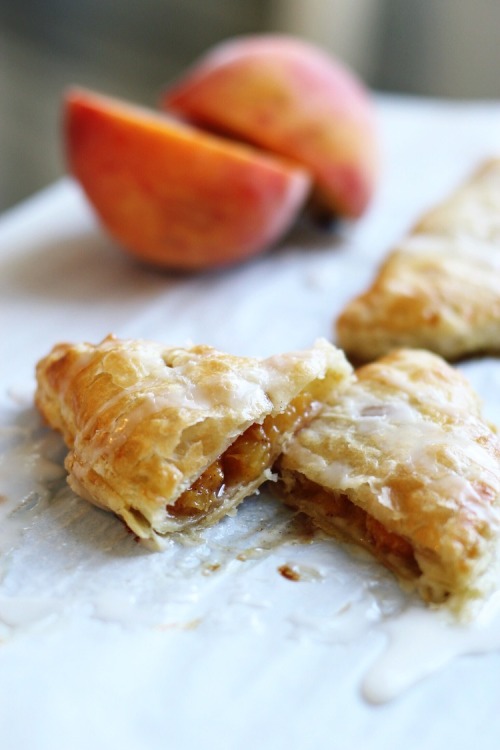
[
  {"left": 277, "top": 348, "right": 500, "bottom": 613},
  {"left": 35, "top": 335, "right": 351, "bottom": 545},
  {"left": 336, "top": 159, "right": 500, "bottom": 362}
]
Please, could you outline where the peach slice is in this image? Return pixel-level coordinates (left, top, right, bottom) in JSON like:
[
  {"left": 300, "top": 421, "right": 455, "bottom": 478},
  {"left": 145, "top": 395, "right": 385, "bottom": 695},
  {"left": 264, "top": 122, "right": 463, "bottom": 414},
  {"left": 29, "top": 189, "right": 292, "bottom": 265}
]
[
  {"left": 64, "top": 88, "right": 311, "bottom": 270},
  {"left": 163, "top": 34, "right": 379, "bottom": 219}
]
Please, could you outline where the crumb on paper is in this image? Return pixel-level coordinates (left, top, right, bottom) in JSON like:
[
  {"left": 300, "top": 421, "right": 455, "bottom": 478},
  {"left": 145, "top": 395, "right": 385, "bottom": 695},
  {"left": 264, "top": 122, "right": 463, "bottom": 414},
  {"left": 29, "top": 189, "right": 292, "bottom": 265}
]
[
  {"left": 202, "top": 562, "right": 221, "bottom": 576},
  {"left": 278, "top": 564, "right": 301, "bottom": 582},
  {"left": 278, "top": 561, "right": 325, "bottom": 583},
  {"left": 156, "top": 618, "right": 202, "bottom": 632}
]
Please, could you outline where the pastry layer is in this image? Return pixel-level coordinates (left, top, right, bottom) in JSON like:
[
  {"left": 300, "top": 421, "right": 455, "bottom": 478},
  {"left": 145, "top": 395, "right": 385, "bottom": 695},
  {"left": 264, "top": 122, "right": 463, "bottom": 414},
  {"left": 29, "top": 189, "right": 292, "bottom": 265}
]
[
  {"left": 278, "top": 348, "right": 500, "bottom": 613},
  {"left": 336, "top": 159, "right": 500, "bottom": 362},
  {"left": 35, "top": 334, "right": 351, "bottom": 544}
]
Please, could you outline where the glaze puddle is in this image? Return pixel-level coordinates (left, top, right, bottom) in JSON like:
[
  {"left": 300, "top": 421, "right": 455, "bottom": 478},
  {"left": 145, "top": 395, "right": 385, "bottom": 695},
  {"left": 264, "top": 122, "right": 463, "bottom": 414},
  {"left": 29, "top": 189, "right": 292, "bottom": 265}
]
[{"left": 2, "top": 399, "right": 500, "bottom": 704}]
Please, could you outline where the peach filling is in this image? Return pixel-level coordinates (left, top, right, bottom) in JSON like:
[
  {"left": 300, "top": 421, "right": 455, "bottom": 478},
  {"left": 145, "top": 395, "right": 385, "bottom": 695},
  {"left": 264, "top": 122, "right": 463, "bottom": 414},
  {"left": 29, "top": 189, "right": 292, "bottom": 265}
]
[
  {"left": 288, "top": 474, "right": 421, "bottom": 579},
  {"left": 170, "top": 393, "right": 315, "bottom": 517}
]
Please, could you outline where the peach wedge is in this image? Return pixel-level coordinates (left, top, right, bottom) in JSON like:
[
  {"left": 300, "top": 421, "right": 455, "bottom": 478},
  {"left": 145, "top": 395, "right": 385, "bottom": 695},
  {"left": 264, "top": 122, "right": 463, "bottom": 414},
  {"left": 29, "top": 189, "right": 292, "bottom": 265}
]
[
  {"left": 163, "top": 34, "right": 379, "bottom": 219},
  {"left": 64, "top": 88, "right": 311, "bottom": 270}
]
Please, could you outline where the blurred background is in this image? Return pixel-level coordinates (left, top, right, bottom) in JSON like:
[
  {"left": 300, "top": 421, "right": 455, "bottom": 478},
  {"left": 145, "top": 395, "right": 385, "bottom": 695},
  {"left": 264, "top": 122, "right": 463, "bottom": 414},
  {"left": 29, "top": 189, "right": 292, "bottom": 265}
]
[{"left": 1, "top": 0, "right": 500, "bottom": 212}]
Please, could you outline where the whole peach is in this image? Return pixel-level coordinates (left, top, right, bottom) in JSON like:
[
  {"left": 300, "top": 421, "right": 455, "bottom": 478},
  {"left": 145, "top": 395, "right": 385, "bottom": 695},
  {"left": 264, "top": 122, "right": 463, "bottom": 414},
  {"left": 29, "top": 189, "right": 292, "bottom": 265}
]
[{"left": 163, "top": 34, "right": 378, "bottom": 219}]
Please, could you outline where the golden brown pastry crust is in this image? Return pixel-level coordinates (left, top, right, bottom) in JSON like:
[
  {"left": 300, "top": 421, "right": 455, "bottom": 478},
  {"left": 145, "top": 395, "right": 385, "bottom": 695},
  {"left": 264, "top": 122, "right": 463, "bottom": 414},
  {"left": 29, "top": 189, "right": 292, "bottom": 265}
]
[
  {"left": 336, "top": 159, "right": 500, "bottom": 362},
  {"left": 35, "top": 335, "right": 351, "bottom": 545},
  {"left": 278, "top": 348, "right": 500, "bottom": 613}
]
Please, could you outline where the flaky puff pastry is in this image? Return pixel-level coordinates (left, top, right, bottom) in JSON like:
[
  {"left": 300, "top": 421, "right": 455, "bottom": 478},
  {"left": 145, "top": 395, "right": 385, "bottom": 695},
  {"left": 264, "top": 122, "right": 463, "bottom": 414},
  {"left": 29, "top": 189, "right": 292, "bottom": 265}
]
[
  {"left": 336, "top": 159, "right": 500, "bottom": 362},
  {"left": 35, "top": 335, "right": 351, "bottom": 546},
  {"left": 277, "top": 349, "right": 500, "bottom": 614}
]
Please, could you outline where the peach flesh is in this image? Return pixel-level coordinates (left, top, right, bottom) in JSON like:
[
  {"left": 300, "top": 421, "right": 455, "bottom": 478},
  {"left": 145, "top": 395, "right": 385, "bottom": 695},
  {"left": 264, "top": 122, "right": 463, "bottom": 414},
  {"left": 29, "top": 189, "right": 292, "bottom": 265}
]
[{"left": 65, "top": 88, "right": 311, "bottom": 270}]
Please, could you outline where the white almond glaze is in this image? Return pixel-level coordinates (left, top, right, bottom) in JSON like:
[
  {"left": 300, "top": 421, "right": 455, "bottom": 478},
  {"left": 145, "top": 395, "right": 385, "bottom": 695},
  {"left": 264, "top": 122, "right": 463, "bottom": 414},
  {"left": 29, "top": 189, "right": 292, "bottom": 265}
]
[
  {"left": 35, "top": 335, "right": 351, "bottom": 543},
  {"left": 280, "top": 348, "right": 500, "bottom": 614},
  {"left": 4, "top": 405, "right": 500, "bottom": 705}
]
